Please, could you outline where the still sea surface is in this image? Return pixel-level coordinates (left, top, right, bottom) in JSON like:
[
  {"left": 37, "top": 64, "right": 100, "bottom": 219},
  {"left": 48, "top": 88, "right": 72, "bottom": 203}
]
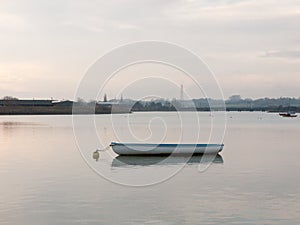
[{"left": 0, "top": 112, "right": 299, "bottom": 224}]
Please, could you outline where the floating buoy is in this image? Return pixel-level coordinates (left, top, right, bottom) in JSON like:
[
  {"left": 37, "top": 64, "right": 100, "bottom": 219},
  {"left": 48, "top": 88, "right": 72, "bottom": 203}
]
[{"left": 93, "top": 150, "right": 100, "bottom": 161}]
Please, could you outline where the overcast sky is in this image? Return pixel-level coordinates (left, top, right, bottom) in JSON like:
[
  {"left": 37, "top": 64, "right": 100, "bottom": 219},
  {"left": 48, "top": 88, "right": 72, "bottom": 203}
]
[{"left": 0, "top": 0, "right": 299, "bottom": 100}]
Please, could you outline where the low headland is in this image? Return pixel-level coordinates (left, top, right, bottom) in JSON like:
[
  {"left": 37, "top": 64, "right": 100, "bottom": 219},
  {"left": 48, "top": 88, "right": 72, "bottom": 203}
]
[{"left": 0, "top": 95, "right": 299, "bottom": 115}]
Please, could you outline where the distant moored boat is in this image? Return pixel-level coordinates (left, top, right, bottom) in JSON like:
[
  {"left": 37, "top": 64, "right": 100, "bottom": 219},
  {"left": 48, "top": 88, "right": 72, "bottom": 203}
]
[{"left": 279, "top": 112, "right": 297, "bottom": 118}]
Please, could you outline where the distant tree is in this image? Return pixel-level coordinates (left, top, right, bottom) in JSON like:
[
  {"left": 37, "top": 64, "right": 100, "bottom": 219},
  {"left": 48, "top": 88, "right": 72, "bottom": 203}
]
[
  {"left": 104, "top": 94, "right": 107, "bottom": 102},
  {"left": 229, "top": 95, "right": 242, "bottom": 102},
  {"left": 88, "top": 100, "right": 97, "bottom": 106},
  {"left": 77, "top": 97, "right": 86, "bottom": 104},
  {"left": 2, "top": 96, "right": 18, "bottom": 106},
  {"left": 3, "top": 96, "right": 18, "bottom": 100},
  {"left": 132, "top": 101, "right": 143, "bottom": 110}
]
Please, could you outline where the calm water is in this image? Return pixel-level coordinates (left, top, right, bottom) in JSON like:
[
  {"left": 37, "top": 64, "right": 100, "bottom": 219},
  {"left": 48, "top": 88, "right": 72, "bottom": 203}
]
[{"left": 0, "top": 112, "right": 299, "bottom": 224}]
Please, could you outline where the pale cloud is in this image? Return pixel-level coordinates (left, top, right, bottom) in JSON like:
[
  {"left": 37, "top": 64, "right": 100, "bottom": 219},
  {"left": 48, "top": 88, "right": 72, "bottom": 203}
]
[
  {"left": 0, "top": 62, "right": 43, "bottom": 92},
  {"left": 61, "top": 20, "right": 105, "bottom": 33},
  {"left": 0, "top": 61, "right": 77, "bottom": 99},
  {"left": 0, "top": 13, "right": 29, "bottom": 31},
  {"left": 100, "top": 62, "right": 201, "bottom": 100},
  {"left": 117, "top": 23, "right": 139, "bottom": 30},
  {"left": 220, "top": 72, "right": 300, "bottom": 98},
  {"left": 0, "top": 0, "right": 299, "bottom": 99},
  {"left": 263, "top": 50, "right": 300, "bottom": 59},
  {"left": 173, "top": 0, "right": 299, "bottom": 20}
]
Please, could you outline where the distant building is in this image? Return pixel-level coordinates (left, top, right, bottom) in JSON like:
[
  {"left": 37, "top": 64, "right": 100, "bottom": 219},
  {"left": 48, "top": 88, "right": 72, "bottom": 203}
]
[
  {"left": 53, "top": 100, "right": 74, "bottom": 107},
  {"left": 0, "top": 99, "right": 53, "bottom": 107}
]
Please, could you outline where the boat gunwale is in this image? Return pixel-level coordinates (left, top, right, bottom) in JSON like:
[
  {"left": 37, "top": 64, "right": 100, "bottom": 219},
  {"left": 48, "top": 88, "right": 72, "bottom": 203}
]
[{"left": 110, "top": 142, "right": 224, "bottom": 147}]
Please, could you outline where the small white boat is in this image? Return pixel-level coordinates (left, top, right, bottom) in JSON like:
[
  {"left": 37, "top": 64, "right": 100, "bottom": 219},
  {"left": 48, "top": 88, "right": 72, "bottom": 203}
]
[{"left": 110, "top": 142, "right": 224, "bottom": 155}]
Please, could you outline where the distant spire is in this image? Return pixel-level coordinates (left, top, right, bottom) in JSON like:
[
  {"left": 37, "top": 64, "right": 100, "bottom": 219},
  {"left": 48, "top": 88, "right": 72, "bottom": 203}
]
[{"left": 104, "top": 93, "right": 107, "bottom": 102}]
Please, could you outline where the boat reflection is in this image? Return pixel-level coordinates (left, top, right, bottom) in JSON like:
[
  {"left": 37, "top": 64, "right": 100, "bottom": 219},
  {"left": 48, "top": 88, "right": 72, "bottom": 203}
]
[{"left": 111, "top": 154, "right": 223, "bottom": 167}]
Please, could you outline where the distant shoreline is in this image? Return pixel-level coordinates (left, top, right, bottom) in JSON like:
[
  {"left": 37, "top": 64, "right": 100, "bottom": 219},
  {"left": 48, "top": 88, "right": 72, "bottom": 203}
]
[
  {"left": 0, "top": 97, "right": 299, "bottom": 115},
  {"left": 0, "top": 107, "right": 298, "bottom": 115},
  {"left": 0, "top": 106, "right": 131, "bottom": 115}
]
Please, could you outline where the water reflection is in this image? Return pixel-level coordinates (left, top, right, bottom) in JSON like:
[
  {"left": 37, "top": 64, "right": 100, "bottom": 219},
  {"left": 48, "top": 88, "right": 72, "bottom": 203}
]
[
  {"left": 110, "top": 154, "right": 223, "bottom": 167},
  {"left": 0, "top": 121, "right": 42, "bottom": 127}
]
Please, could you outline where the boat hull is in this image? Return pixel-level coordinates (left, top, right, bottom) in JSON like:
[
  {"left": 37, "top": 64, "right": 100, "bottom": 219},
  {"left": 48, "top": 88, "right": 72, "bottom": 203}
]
[{"left": 110, "top": 142, "right": 224, "bottom": 155}]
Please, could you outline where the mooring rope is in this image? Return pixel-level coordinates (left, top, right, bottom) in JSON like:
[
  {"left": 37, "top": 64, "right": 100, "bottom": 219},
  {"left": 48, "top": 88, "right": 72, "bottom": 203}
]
[{"left": 95, "top": 145, "right": 111, "bottom": 152}]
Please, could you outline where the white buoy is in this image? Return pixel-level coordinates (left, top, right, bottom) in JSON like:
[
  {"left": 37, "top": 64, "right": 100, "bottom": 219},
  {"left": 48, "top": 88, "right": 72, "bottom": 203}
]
[{"left": 92, "top": 150, "right": 100, "bottom": 161}]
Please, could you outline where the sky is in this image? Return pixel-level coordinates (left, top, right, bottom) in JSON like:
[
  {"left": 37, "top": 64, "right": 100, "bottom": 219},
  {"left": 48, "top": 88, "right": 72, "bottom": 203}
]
[{"left": 0, "top": 0, "right": 299, "bottom": 100}]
